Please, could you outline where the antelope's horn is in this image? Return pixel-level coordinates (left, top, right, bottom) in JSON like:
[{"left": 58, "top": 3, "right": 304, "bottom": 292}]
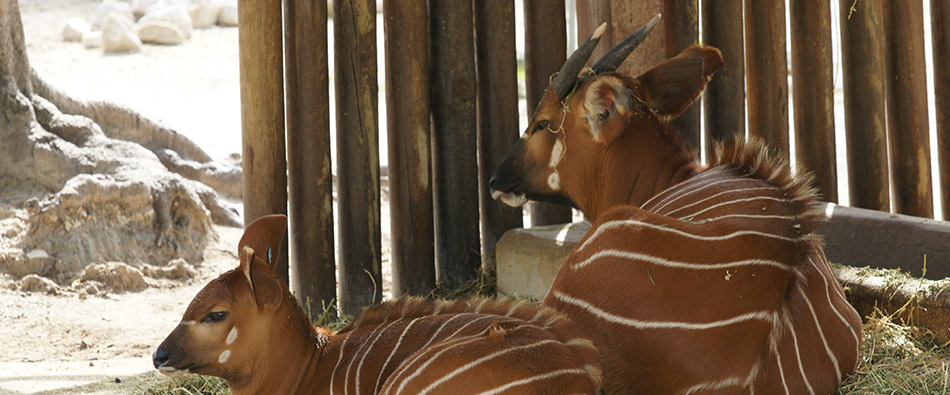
[
  {"left": 591, "top": 14, "right": 661, "bottom": 74},
  {"left": 553, "top": 22, "right": 607, "bottom": 99}
]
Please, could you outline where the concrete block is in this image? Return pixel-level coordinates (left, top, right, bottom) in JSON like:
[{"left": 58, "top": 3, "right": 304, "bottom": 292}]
[{"left": 496, "top": 221, "right": 589, "bottom": 300}]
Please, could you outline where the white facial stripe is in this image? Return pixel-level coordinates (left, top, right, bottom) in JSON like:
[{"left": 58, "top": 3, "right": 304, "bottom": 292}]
[
  {"left": 218, "top": 349, "right": 231, "bottom": 364},
  {"left": 180, "top": 320, "right": 196, "bottom": 326},
  {"left": 548, "top": 172, "right": 561, "bottom": 191},
  {"left": 549, "top": 139, "right": 564, "bottom": 168},
  {"left": 226, "top": 327, "right": 238, "bottom": 345}
]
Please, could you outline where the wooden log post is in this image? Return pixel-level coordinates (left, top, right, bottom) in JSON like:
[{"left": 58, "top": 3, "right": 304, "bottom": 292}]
[
  {"left": 429, "top": 0, "right": 482, "bottom": 289},
  {"left": 283, "top": 0, "right": 335, "bottom": 310},
  {"left": 790, "top": 0, "right": 837, "bottom": 202},
  {"left": 838, "top": 0, "right": 889, "bottom": 212},
  {"left": 932, "top": 0, "right": 950, "bottom": 221},
  {"left": 475, "top": 0, "right": 523, "bottom": 270},
  {"left": 883, "top": 0, "right": 933, "bottom": 218},
  {"left": 524, "top": 0, "right": 572, "bottom": 226},
  {"left": 662, "top": 0, "right": 699, "bottom": 152},
  {"left": 334, "top": 0, "right": 382, "bottom": 315},
  {"left": 383, "top": 0, "right": 436, "bottom": 297},
  {"left": 238, "top": 0, "right": 288, "bottom": 283},
  {"left": 744, "top": 0, "right": 789, "bottom": 157},
  {"left": 701, "top": 0, "right": 745, "bottom": 159},
  {"left": 577, "top": 0, "right": 665, "bottom": 76}
]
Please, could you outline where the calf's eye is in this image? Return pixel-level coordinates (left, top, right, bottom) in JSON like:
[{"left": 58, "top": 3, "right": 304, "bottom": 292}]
[{"left": 202, "top": 311, "right": 227, "bottom": 323}]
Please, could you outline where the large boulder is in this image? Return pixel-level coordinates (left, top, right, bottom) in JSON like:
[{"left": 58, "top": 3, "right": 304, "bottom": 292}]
[
  {"left": 216, "top": 0, "right": 237, "bottom": 27},
  {"left": 137, "top": 20, "right": 187, "bottom": 45},
  {"left": 90, "top": 0, "right": 135, "bottom": 29},
  {"left": 62, "top": 17, "right": 91, "bottom": 43},
  {"left": 189, "top": 0, "right": 221, "bottom": 29},
  {"left": 101, "top": 13, "right": 142, "bottom": 53},
  {"left": 139, "top": 1, "right": 194, "bottom": 39}
]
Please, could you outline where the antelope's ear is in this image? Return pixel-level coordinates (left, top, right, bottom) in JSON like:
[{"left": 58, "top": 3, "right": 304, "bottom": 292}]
[
  {"left": 636, "top": 44, "right": 723, "bottom": 118},
  {"left": 238, "top": 215, "right": 287, "bottom": 271},
  {"left": 240, "top": 246, "right": 283, "bottom": 310},
  {"left": 581, "top": 75, "right": 634, "bottom": 144}
]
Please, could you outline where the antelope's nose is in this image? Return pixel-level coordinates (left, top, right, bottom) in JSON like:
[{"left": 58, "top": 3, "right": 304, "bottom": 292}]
[{"left": 153, "top": 347, "right": 169, "bottom": 368}]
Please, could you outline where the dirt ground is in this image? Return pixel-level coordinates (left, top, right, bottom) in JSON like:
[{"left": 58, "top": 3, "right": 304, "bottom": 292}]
[{"left": 5, "top": 1, "right": 268, "bottom": 393}]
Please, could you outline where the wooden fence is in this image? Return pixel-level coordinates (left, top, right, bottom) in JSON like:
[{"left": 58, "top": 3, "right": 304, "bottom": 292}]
[{"left": 239, "top": 0, "right": 950, "bottom": 316}]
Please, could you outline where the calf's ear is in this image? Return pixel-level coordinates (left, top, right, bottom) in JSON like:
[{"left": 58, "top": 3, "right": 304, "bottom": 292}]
[
  {"left": 636, "top": 44, "right": 723, "bottom": 119},
  {"left": 581, "top": 75, "right": 634, "bottom": 144}
]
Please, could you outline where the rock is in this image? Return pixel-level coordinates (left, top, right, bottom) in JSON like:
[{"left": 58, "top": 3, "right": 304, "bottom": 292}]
[
  {"left": 62, "top": 17, "right": 91, "bottom": 43},
  {"left": 101, "top": 13, "right": 142, "bottom": 53},
  {"left": 189, "top": 0, "right": 221, "bottom": 29},
  {"left": 82, "top": 30, "right": 103, "bottom": 49},
  {"left": 141, "top": 258, "right": 196, "bottom": 280},
  {"left": 216, "top": 0, "right": 237, "bottom": 27},
  {"left": 139, "top": 2, "right": 193, "bottom": 39},
  {"left": 78, "top": 262, "right": 147, "bottom": 292},
  {"left": 26, "top": 249, "right": 48, "bottom": 259},
  {"left": 19, "top": 274, "right": 58, "bottom": 293},
  {"left": 137, "top": 20, "right": 186, "bottom": 45},
  {"left": 91, "top": 0, "right": 135, "bottom": 29}
]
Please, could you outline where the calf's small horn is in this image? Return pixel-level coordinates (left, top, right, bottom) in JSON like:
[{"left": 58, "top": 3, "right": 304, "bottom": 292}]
[
  {"left": 553, "top": 22, "right": 607, "bottom": 99},
  {"left": 591, "top": 14, "right": 661, "bottom": 74}
]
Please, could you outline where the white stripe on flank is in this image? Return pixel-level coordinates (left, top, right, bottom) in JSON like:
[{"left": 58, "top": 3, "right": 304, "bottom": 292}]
[
  {"left": 661, "top": 186, "right": 775, "bottom": 217},
  {"left": 785, "top": 315, "right": 815, "bottom": 395},
  {"left": 417, "top": 339, "right": 559, "bottom": 395},
  {"left": 346, "top": 324, "right": 386, "bottom": 395},
  {"left": 772, "top": 341, "right": 791, "bottom": 395},
  {"left": 392, "top": 327, "right": 496, "bottom": 395},
  {"left": 575, "top": 219, "right": 795, "bottom": 253},
  {"left": 474, "top": 368, "right": 588, "bottom": 395},
  {"left": 571, "top": 249, "right": 791, "bottom": 272},
  {"left": 699, "top": 213, "right": 797, "bottom": 222},
  {"left": 811, "top": 256, "right": 860, "bottom": 348},
  {"left": 374, "top": 316, "right": 427, "bottom": 394},
  {"left": 355, "top": 319, "right": 403, "bottom": 395},
  {"left": 643, "top": 167, "right": 736, "bottom": 211},
  {"left": 680, "top": 195, "right": 790, "bottom": 219},
  {"left": 329, "top": 332, "right": 352, "bottom": 395},
  {"left": 798, "top": 286, "right": 843, "bottom": 382},
  {"left": 683, "top": 377, "right": 743, "bottom": 395},
  {"left": 553, "top": 291, "right": 776, "bottom": 330}
]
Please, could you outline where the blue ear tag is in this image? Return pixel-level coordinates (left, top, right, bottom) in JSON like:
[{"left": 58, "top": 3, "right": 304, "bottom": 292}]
[{"left": 267, "top": 248, "right": 273, "bottom": 264}]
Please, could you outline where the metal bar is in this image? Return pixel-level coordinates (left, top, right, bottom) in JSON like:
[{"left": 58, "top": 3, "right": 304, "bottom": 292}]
[
  {"left": 334, "top": 0, "right": 382, "bottom": 315},
  {"left": 932, "top": 0, "right": 950, "bottom": 220},
  {"left": 429, "top": 0, "right": 482, "bottom": 289},
  {"left": 883, "top": 0, "right": 933, "bottom": 218},
  {"left": 383, "top": 0, "right": 436, "bottom": 297},
  {"left": 662, "top": 0, "right": 699, "bottom": 152},
  {"left": 701, "top": 0, "right": 745, "bottom": 159},
  {"left": 524, "top": 0, "right": 573, "bottom": 226},
  {"left": 238, "top": 0, "right": 288, "bottom": 283},
  {"left": 838, "top": 0, "right": 889, "bottom": 212},
  {"left": 743, "top": 0, "right": 789, "bottom": 156},
  {"left": 790, "top": 0, "right": 837, "bottom": 202},
  {"left": 475, "top": 0, "right": 523, "bottom": 271}
]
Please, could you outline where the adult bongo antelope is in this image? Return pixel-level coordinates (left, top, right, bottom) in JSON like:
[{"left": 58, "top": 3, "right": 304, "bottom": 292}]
[
  {"left": 153, "top": 215, "right": 602, "bottom": 394},
  {"left": 490, "top": 17, "right": 862, "bottom": 394}
]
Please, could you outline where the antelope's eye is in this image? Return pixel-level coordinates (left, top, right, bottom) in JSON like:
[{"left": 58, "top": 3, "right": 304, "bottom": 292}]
[
  {"left": 202, "top": 311, "right": 227, "bottom": 323},
  {"left": 533, "top": 120, "right": 550, "bottom": 133}
]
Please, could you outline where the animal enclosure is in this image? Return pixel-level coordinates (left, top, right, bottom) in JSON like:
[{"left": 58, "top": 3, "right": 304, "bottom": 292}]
[{"left": 239, "top": 0, "right": 949, "bottom": 316}]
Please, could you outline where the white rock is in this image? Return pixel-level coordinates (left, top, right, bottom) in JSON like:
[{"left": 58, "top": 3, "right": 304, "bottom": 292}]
[
  {"left": 189, "top": 0, "right": 221, "bottom": 29},
  {"left": 26, "top": 249, "right": 49, "bottom": 259},
  {"left": 137, "top": 20, "right": 186, "bottom": 45},
  {"left": 140, "top": 2, "right": 193, "bottom": 39},
  {"left": 91, "top": 0, "right": 135, "bottom": 29},
  {"left": 62, "top": 17, "right": 91, "bottom": 42},
  {"left": 82, "top": 30, "right": 103, "bottom": 48},
  {"left": 101, "top": 13, "right": 142, "bottom": 53},
  {"left": 216, "top": 0, "right": 237, "bottom": 27}
]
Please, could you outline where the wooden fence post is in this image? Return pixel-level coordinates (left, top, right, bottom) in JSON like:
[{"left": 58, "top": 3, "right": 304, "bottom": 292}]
[
  {"left": 429, "top": 0, "right": 481, "bottom": 289},
  {"left": 283, "top": 0, "right": 335, "bottom": 311},
  {"left": 383, "top": 0, "right": 436, "bottom": 297},
  {"left": 662, "top": 0, "right": 699, "bottom": 152},
  {"left": 334, "top": 0, "right": 382, "bottom": 315},
  {"left": 931, "top": 0, "right": 950, "bottom": 220},
  {"left": 744, "top": 0, "right": 789, "bottom": 157},
  {"left": 839, "top": 0, "right": 889, "bottom": 212},
  {"left": 475, "top": 0, "right": 523, "bottom": 270},
  {"left": 701, "top": 0, "right": 745, "bottom": 159},
  {"left": 524, "top": 0, "right": 573, "bottom": 226},
  {"left": 238, "top": 0, "right": 288, "bottom": 283},
  {"left": 883, "top": 0, "right": 933, "bottom": 218},
  {"left": 790, "top": 0, "right": 837, "bottom": 202}
]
